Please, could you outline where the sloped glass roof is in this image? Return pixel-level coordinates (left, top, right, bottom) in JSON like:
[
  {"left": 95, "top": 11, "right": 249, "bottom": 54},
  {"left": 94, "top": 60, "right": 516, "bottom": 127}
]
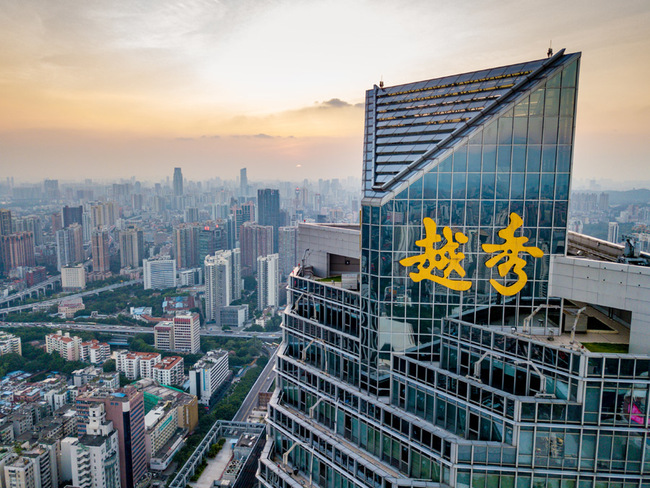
[{"left": 362, "top": 49, "right": 580, "bottom": 198}]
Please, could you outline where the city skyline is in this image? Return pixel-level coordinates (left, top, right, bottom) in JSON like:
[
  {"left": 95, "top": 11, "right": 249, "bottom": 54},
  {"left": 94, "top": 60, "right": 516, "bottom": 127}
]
[{"left": 1, "top": 0, "right": 649, "bottom": 183}]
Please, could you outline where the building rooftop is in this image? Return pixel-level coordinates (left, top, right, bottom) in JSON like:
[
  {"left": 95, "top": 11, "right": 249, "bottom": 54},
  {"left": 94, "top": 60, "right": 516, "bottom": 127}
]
[
  {"left": 154, "top": 356, "right": 183, "bottom": 370},
  {"left": 362, "top": 50, "right": 580, "bottom": 200}
]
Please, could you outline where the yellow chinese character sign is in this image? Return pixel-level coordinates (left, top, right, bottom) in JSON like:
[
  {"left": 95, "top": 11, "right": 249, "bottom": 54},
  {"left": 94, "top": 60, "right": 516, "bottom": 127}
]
[
  {"left": 399, "top": 218, "right": 471, "bottom": 291},
  {"left": 400, "top": 213, "right": 543, "bottom": 296},
  {"left": 482, "top": 212, "right": 543, "bottom": 296}
]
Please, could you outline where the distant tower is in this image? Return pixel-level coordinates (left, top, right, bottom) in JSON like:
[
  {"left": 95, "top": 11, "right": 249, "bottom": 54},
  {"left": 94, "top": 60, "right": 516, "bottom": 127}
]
[
  {"left": 258, "top": 189, "right": 281, "bottom": 252},
  {"left": 91, "top": 228, "right": 111, "bottom": 273},
  {"left": 257, "top": 254, "right": 279, "bottom": 311},
  {"left": 61, "top": 205, "right": 83, "bottom": 228},
  {"left": 204, "top": 252, "right": 232, "bottom": 324},
  {"left": 0, "top": 209, "right": 12, "bottom": 236},
  {"left": 173, "top": 167, "right": 183, "bottom": 197},
  {"left": 240, "top": 168, "right": 248, "bottom": 197},
  {"left": 608, "top": 222, "right": 620, "bottom": 243},
  {"left": 278, "top": 226, "right": 298, "bottom": 281},
  {"left": 119, "top": 224, "right": 144, "bottom": 268}
]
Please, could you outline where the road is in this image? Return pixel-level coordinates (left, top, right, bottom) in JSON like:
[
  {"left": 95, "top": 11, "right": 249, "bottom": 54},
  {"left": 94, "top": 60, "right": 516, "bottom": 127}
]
[
  {"left": 0, "top": 321, "right": 281, "bottom": 341},
  {"left": 233, "top": 345, "right": 278, "bottom": 422},
  {"left": 0, "top": 276, "right": 61, "bottom": 306},
  {"left": 0, "top": 280, "right": 143, "bottom": 315}
]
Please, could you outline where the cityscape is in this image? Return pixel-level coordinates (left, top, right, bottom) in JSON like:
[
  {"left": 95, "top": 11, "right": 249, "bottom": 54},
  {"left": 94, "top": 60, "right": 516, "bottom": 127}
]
[{"left": 1, "top": 2, "right": 650, "bottom": 488}]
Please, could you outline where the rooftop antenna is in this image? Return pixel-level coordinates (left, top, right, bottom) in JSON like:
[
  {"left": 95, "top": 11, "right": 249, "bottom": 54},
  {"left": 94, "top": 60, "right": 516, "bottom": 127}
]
[
  {"left": 547, "top": 41, "right": 553, "bottom": 58},
  {"left": 379, "top": 75, "right": 384, "bottom": 89}
]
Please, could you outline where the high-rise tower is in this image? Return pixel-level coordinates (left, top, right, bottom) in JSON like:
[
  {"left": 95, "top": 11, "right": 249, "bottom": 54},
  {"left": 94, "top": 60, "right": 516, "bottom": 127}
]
[
  {"left": 91, "top": 228, "right": 110, "bottom": 273},
  {"left": 173, "top": 167, "right": 183, "bottom": 197},
  {"left": 256, "top": 52, "right": 650, "bottom": 488},
  {"left": 240, "top": 167, "right": 248, "bottom": 197},
  {"left": 258, "top": 188, "right": 281, "bottom": 252}
]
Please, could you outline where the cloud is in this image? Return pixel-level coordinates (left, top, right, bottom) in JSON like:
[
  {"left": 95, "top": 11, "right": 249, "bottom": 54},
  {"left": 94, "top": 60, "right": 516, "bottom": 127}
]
[{"left": 319, "top": 98, "right": 353, "bottom": 108}]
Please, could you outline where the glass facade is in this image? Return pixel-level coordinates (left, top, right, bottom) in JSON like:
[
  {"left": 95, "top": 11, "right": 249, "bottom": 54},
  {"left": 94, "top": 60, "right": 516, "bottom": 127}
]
[{"left": 258, "top": 51, "right": 650, "bottom": 488}]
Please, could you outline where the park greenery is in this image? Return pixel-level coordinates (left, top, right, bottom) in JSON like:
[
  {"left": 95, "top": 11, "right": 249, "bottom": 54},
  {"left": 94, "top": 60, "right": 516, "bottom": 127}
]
[{"left": 207, "top": 438, "right": 226, "bottom": 458}]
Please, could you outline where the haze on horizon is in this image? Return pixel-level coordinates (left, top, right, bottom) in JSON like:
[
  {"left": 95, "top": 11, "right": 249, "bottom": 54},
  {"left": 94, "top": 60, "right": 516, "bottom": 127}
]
[{"left": 1, "top": 0, "right": 649, "bottom": 184}]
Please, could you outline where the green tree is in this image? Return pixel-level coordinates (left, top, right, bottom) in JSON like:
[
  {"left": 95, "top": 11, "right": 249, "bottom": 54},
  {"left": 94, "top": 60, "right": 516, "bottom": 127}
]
[{"left": 103, "top": 359, "right": 116, "bottom": 372}]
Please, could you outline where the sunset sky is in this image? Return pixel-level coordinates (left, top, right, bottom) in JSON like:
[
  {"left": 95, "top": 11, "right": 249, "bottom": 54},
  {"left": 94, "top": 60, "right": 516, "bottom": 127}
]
[{"left": 1, "top": 0, "right": 649, "bottom": 184}]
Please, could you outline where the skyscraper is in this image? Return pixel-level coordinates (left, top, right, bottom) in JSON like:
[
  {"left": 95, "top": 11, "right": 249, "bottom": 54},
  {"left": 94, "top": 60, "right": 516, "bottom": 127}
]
[
  {"left": 258, "top": 188, "right": 281, "bottom": 252},
  {"left": 90, "top": 201, "right": 116, "bottom": 228},
  {"left": 204, "top": 249, "right": 241, "bottom": 323},
  {"left": 198, "top": 221, "right": 229, "bottom": 264},
  {"left": 240, "top": 167, "right": 248, "bottom": 196},
  {"left": 608, "top": 222, "right": 620, "bottom": 243},
  {"left": 0, "top": 209, "right": 12, "bottom": 236},
  {"left": 240, "top": 222, "right": 273, "bottom": 275},
  {"left": 43, "top": 179, "right": 59, "bottom": 200},
  {"left": 257, "top": 253, "right": 278, "bottom": 311},
  {"left": 173, "top": 167, "right": 183, "bottom": 197},
  {"left": 278, "top": 225, "right": 298, "bottom": 280},
  {"left": 55, "top": 224, "right": 83, "bottom": 270},
  {"left": 119, "top": 224, "right": 144, "bottom": 268},
  {"left": 91, "top": 228, "right": 110, "bottom": 273},
  {"left": 257, "top": 52, "right": 650, "bottom": 488},
  {"left": 0, "top": 232, "right": 35, "bottom": 272},
  {"left": 61, "top": 205, "right": 83, "bottom": 228},
  {"left": 204, "top": 252, "right": 232, "bottom": 324},
  {"left": 174, "top": 223, "right": 200, "bottom": 269}
]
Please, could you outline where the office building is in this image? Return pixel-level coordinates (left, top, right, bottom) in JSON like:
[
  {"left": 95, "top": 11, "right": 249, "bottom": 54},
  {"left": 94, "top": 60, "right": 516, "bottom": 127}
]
[
  {"left": 257, "top": 52, "right": 650, "bottom": 488},
  {"left": 174, "top": 223, "right": 200, "bottom": 269},
  {"left": 0, "top": 232, "right": 35, "bottom": 272},
  {"left": 278, "top": 225, "right": 298, "bottom": 280},
  {"left": 173, "top": 167, "right": 183, "bottom": 197},
  {"left": 240, "top": 222, "right": 274, "bottom": 275},
  {"left": 189, "top": 349, "right": 230, "bottom": 405},
  {"left": 91, "top": 228, "right": 111, "bottom": 273},
  {"left": 61, "top": 264, "right": 86, "bottom": 291},
  {"left": 154, "top": 321, "right": 175, "bottom": 351},
  {"left": 119, "top": 224, "right": 144, "bottom": 268},
  {"left": 257, "top": 253, "right": 278, "bottom": 310},
  {"left": 143, "top": 257, "right": 176, "bottom": 289},
  {"left": 220, "top": 305, "right": 249, "bottom": 328},
  {"left": 608, "top": 222, "right": 620, "bottom": 244},
  {"left": 198, "top": 221, "right": 229, "bottom": 264},
  {"left": 204, "top": 249, "right": 241, "bottom": 324},
  {"left": 61, "top": 205, "right": 83, "bottom": 228},
  {"left": 172, "top": 312, "right": 200, "bottom": 353},
  {"left": 258, "top": 188, "right": 281, "bottom": 252},
  {"left": 76, "top": 386, "right": 147, "bottom": 488},
  {"left": 232, "top": 200, "right": 255, "bottom": 240},
  {"left": 56, "top": 224, "right": 83, "bottom": 270}
]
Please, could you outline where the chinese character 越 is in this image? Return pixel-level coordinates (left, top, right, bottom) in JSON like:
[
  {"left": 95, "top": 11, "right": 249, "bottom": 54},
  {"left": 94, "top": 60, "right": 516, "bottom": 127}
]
[
  {"left": 399, "top": 218, "right": 471, "bottom": 291},
  {"left": 482, "top": 212, "right": 543, "bottom": 296}
]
